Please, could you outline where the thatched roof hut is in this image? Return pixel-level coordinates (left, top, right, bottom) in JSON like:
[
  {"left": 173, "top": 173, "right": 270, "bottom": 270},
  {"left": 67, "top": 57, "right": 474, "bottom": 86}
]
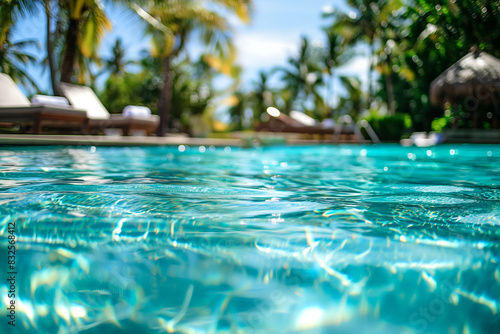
[{"left": 430, "top": 48, "right": 500, "bottom": 108}]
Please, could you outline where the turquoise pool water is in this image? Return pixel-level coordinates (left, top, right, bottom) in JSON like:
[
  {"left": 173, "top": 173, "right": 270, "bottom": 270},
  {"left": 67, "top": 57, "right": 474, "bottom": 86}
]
[{"left": 0, "top": 144, "right": 499, "bottom": 333}]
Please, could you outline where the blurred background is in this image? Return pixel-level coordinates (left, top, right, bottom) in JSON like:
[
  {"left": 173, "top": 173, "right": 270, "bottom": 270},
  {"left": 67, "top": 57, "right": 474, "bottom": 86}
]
[{"left": 2, "top": 0, "right": 500, "bottom": 140}]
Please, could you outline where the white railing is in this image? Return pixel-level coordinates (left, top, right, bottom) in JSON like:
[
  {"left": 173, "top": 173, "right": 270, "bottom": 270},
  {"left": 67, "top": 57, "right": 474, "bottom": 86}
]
[
  {"left": 359, "top": 119, "right": 381, "bottom": 143},
  {"left": 332, "top": 115, "right": 380, "bottom": 143}
]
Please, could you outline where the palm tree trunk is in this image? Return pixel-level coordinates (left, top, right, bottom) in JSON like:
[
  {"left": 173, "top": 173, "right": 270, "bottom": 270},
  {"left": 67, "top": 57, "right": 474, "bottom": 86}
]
[
  {"left": 0, "top": 2, "right": 15, "bottom": 47},
  {"left": 45, "top": 0, "right": 57, "bottom": 94},
  {"left": 385, "top": 72, "right": 395, "bottom": 116},
  {"left": 367, "top": 40, "right": 374, "bottom": 110},
  {"left": 157, "top": 55, "right": 172, "bottom": 136},
  {"left": 60, "top": 18, "right": 79, "bottom": 83},
  {"left": 329, "top": 71, "right": 336, "bottom": 118}
]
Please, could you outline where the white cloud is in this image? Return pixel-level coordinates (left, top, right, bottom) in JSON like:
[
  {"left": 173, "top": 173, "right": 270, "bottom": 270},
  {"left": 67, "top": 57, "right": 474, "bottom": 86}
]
[
  {"left": 235, "top": 32, "right": 298, "bottom": 71},
  {"left": 337, "top": 56, "right": 370, "bottom": 85},
  {"left": 233, "top": 31, "right": 374, "bottom": 94},
  {"left": 338, "top": 56, "right": 369, "bottom": 74}
]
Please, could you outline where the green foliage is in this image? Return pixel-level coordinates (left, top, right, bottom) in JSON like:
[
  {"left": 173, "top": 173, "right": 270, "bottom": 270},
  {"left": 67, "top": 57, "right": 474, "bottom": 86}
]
[
  {"left": 336, "top": 76, "right": 366, "bottom": 121},
  {"left": 0, "top": 0, "right": 39, "bottom": 46},
  {"left": 274, "top": 36, "right": 325, "bottom": 117},
  {"left": 99, "top": 54, "right": 215, "bottom": 131},
  {"left": 0, "top": 33, "right": 40, "bottom": 93},
  {"left": 246, "top": 71, "right": 274, "bottom": 125},
  {"left": 431, "top": 116, "right": 448, "bottom": 133},
  {"left": 374, "top": 0, "right": 500, "bottom": 131},
  {"left": 99, "top": 72, "right": 160, "bottom": 114},
  {"left": 227, "top": 91, "right": 247, "bottom": 131},
  {"left": 365, "top": 112, "right": 412, "bottom": 141},
  {"left": 171, "top": 58, "right": 215, "bottom": 128},
  {"left": 329, "top": 0, "right": 404, "bottom": 107},
  {"left": 134, "top": 0, "right": 252, "bottom": 135},
  {"left": 100, "top": 38, "right": 136, "bottom": 77}
]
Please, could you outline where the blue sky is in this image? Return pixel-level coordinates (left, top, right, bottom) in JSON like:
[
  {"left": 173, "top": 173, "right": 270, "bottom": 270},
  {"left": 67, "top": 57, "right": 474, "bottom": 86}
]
[
  {"left": 14, "top": 0, "right": 369, "bottom": 103},
  {"left": 231, "top": 1, "right": 368, "bottom": 86}
]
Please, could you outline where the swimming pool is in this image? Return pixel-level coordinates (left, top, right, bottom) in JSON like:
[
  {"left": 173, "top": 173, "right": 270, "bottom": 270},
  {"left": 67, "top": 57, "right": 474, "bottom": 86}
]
[{"left": 0, "top": 144, "right": 499, "bottom": 333}]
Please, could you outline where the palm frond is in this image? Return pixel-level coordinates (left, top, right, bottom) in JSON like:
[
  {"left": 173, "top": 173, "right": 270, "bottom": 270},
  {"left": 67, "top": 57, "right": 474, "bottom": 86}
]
[
  {"left": 80, "top": 4, "right": 112, "bottom": 57},
  {"left": 210, "top": 0, "right": 252, "bottom": 23},
  {"left": 11, "top": 38, "right": 41, "bottom": 50}
]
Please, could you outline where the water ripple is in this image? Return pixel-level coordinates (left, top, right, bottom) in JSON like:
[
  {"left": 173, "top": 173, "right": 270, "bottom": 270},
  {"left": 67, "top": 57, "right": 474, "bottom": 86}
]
[{"left": 0, "top": 144, "right": 499, "bottom": 333}]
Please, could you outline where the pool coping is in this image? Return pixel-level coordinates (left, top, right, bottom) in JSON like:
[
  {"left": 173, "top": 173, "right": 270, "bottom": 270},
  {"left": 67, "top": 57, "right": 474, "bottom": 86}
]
[
  {"left": 0, "top": 134, "right": 371, "bottom": 147},
  {"left": 0, "top": 134, "right": 242, "bottom": 147}
]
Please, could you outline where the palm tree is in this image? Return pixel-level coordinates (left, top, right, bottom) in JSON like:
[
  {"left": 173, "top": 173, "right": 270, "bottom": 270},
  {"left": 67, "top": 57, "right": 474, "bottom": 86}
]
[
  {"left": 330, "top": 0, "right": 403, "bottom": 109},
  {"left": 227, "top": 91, "right": 247, "bottom": 131},
  {"left": 274, "top": 37, "right": 308, "bottom": 109},
  {"left": 45, "top": 0, "right": 58, "bottom": 94},
  {"left": 338, "top": 76, "right": 365, "bottom": 120},
  {"left": 100, "top": 37, "right": 135, "bottom": 77},
  {"left": 133, "top": 0, "right": 252, "bottom": 136},
  {"left": 322, "top": 29, "right": 342, "bottom": 113},
  {"left": 3, "top": 0, "right": 142, "bottom": 92},
  {"left": 0, "top": 0, "right": 39, "bottom": 46},
  {"left": 171, "top": 55, "right": 217, "bottom": 129},
  {"left": 275, "top": 36, "right": 325, "bottom": 117},
  {"left": 0, "top": 32, "right": 40, "bottom": 93},
  {"left": 248, "top": 71, "right": 274, "bottom": 125},
  {"left": 40, "top": 2, "right": 103, "bottom": 88},
  {"left": 321, "top": 27, "right": 356, "bottom": 118},
  {"left": 59, "top": 0, "right": 112, "bottom": 83},
  {"left": 375, "top": 21, "right": 405, "bottom": 116},
  {"left": 0, "top": 0, "right": 41, "bottom": 93}
]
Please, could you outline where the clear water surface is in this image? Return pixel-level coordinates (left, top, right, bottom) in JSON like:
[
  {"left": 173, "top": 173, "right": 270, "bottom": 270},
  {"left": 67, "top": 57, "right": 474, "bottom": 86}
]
[{"left": 0, "top": 144, "right": 499, "bottom": 333}]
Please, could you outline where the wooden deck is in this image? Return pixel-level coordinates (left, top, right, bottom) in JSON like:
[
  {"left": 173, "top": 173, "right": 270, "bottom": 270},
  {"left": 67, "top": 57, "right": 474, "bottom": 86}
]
[
  {"left": 0, "top": 133, "right": 370, "bottom": 147},
  {"left": 0, "top": 134, "right": 242, "bottom": 147}
]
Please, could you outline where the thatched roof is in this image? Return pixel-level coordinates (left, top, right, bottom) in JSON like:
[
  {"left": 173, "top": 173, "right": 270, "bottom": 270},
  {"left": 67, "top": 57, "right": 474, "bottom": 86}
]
[{"left": 430, "top": 49, "right": 500, "bottom": 107}]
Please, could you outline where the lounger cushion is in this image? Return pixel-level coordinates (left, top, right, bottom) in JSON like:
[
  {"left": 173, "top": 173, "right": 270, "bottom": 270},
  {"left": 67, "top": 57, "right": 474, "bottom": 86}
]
[
  {"left": 59, "top": 82, "right": 110, "bottom": 120},
  {"left": 0, "top": 73, "right": 31, "bottom": 107},
  {"left": 109, "top": 114, "right": 160, "bottom": 122},
  {"left": 290, "top": 111, "right": 317, "bottom": 126},
  {"left": 31, "top": 95, "right": 70, "bottom": 107},
  {"left": 123, "top": 106, "right": 151, "bottom": 118}
]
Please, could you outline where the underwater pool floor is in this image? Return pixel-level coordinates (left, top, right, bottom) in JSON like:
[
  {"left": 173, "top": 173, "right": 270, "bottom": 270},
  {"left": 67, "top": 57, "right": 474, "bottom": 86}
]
[{"left": 0, "top": 144, "right": 499, "bottom": 333}]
